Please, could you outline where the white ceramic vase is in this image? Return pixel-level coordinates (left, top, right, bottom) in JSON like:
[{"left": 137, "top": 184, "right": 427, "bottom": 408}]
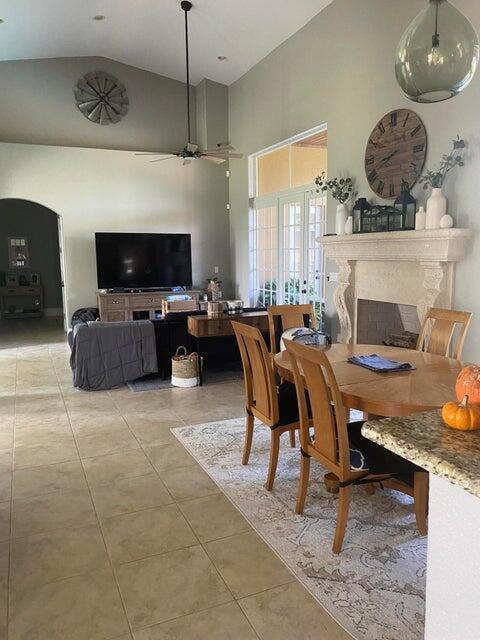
[
  {"left": 415, "top": 206, "right": 426, "bottom": 230},
  {"left": 336, "top": 203, "right": 349, "bottom": 235},
  {"left": 345, "top": 216, "right": 353, "bottom": 235},
  {"left": 426, "top": 188, "right": 447, "bottom": 229}
]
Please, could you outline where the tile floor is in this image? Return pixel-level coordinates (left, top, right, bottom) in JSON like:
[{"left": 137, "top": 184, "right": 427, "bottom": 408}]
[{"left": 0, "top": 319, "right": 351, "bottom": 640}]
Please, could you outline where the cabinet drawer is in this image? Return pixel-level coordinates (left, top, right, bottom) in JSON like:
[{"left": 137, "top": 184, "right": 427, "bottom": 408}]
[
  {"left": 104, "top": 297, "right": 127, "bottom": 309},
  {"left": 105, "top": 310, "right": 128, "bottom": 322},
  {"left": 128, "top": 295, "right": 163, "bottom": 309}
]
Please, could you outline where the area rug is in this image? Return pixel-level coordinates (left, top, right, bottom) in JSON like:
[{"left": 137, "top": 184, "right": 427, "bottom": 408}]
[
  {"left": 172, "top": 418, "right": 426, "bottom": 640},
  {"left": 127, "top": 366, "right": 243, "bottom": 392}
]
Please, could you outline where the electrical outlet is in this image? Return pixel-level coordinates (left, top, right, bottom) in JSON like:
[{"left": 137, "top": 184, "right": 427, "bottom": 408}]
[{"left": 214, "top": 266, "right": 219, "bottom": 274}]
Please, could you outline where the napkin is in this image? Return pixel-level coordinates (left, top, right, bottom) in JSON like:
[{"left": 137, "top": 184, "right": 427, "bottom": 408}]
[{"left": 348, "top": 354, "right": 415, "bottom": 373}]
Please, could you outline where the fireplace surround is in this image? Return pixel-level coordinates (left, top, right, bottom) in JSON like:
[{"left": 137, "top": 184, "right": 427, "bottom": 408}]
[{"left": 319, "top": 229, "right": 473, "bottom": 344}]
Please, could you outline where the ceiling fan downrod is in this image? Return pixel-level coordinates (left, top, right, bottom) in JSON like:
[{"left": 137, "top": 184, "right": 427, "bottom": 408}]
[{"left": 181, "top": 1, "right": 193, "bottom": 146}]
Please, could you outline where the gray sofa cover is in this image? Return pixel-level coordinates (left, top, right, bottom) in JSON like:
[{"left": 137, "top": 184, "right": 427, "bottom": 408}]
[{"left": 70, "top": 320, "right": 158, "bottom": 391}]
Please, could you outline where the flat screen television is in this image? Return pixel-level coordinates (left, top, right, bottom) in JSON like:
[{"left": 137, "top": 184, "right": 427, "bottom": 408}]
[{"left": 95, "top": 232, "right": 192, "bottom": 289}]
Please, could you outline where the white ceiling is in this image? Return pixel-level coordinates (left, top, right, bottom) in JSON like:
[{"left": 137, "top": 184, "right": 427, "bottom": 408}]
[{"left": 0, "top": 0, "right": 333, "bottom": 86}]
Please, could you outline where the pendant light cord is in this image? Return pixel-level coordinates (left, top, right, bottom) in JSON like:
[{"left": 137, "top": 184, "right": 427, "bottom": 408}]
[
  {"left": 183, "top": 4, "right": 191, "bottom": 144},
  {"left": 432, "top": 1, "right": 440, "bottom": 48}
]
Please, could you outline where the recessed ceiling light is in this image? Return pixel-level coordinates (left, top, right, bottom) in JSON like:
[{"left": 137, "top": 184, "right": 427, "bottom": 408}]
[
  {"left": 217, "top": 55, "right": 227, "bottom": 61},
  {"left": 92, "top": 15, "right": 106, "bottom": 21}
]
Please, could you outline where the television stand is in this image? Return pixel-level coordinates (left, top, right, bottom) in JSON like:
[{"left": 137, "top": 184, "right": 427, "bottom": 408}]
[{"left": 97, "top": 289, "right": 201, "bottom": 322}]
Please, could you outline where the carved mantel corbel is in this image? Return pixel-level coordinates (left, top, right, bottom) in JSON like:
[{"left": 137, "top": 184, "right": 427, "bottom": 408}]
[
  {"left": 333, "top": 259, "right": 355, "bottom": 343},
  {"left": 418, "top": 261, "right": 453, "bottom": 324}
]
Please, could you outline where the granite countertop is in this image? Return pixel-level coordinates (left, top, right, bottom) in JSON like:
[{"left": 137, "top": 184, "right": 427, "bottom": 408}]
[{"left": 362, "top": 410, "right": 480, "bottom": 498}]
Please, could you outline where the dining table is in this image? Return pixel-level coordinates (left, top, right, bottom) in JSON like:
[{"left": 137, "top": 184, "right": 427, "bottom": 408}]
[{"left": 274, "top": 343, "right": 464, "bottom": 418}]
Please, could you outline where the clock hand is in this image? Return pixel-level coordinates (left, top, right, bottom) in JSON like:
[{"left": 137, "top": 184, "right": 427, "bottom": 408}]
[{"left": 378, "top": 149, "right": 399, "bottom": 168}]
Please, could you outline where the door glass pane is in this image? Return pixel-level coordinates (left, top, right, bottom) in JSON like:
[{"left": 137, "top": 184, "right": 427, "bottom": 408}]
[
  {"left": 306, "top": 195, "right": 326, "bottom": 325},
  {"left": 249, "top": 205, "right": 277, "bottom": 307},
  {"left": 283, "top": 202, "right": 302, "bottom": 306}
]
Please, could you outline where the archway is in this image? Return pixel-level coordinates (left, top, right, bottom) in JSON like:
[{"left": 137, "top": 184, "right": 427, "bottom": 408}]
[{"left": 0, "top": 198, "right": 65, "bottom": 338}]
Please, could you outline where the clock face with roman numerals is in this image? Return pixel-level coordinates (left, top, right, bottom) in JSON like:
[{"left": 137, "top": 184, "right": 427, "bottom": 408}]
[{"left": 365, "top": 109, "right": 427, "bottom": 199}]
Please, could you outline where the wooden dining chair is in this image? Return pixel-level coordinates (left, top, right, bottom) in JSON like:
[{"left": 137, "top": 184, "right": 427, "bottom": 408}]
[
  {"left": 267, "top": 304, "right": 318, "bottom": 357},
  {"left": 232, "top": 320, "right": 302, "bottom": 491},
  {"left": 417, "top": 307, "right": 472, "bottom": 359},
  {"left": 284, "top": 339, "right": 429, "bottom": 554}
]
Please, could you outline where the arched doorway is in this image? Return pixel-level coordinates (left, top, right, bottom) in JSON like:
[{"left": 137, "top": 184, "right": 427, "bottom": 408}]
[{"left": 0, "top": 198, "right": 65, "bottom": 339}]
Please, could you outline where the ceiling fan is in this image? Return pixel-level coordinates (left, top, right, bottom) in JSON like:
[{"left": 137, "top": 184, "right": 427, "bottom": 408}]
[{"left": 137, "top": 1, "right": 242, "bottom": 166}]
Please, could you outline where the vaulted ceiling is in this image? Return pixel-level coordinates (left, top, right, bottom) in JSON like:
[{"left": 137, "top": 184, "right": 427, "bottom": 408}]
[{"left": 0, "top": 0, "right": 333, "bottom": 86}]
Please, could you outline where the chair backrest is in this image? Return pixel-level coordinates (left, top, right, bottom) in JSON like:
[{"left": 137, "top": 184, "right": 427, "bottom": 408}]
[
  {"left": 284, "top": 339, "right": 352, "bottom": 480},
  {"left": 268, "top": 304, "right": 318, "bottom": 356},
  {"left": 232, "top": 321, "right": 279, "bottom": 426},
  {"left": 417, "top": 307, "right": 472, "bottom": 359}
]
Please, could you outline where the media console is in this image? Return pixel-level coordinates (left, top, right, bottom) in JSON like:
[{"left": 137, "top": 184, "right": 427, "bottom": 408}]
[{"left": 97, "top": 289, "right": 201, "bottom": 322}]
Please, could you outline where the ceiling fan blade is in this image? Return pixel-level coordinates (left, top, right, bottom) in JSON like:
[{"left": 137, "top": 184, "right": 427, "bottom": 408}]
[
  {"left": 202, "top": 155, "right": 227, "bottom": 165},
  {"left": 203, "top": 144, "right": 235, "bottom": 154},
  {"left": 186, "top": 143, "right": 198, "bottom": 153},
  {"left": 225, "top": 152, "right": 243, "bottom": 159},
  {"left": 148, "top": 155, "right": 177, "bottom": 163},
  {"left": 183, "top": 159, "right": 192, "bottom": 166},
  {"left": 135, "top": 151, "right": 179, "bottom": 156}
]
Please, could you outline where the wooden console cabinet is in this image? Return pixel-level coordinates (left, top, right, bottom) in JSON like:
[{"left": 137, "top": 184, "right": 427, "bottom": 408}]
[{"left": 97, "top": 290, "right": 201, "bottom": 322}]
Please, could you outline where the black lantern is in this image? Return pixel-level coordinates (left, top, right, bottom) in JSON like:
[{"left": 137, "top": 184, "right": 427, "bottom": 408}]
[
  {"left": 352, "top": 198, "right": 372, "bottom": 234},
  {"left": 393, "top": 182, "right": 416, "bottom": 231}
]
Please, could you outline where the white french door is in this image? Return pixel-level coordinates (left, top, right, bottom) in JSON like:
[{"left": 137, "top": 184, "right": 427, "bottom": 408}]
[{"left": 250, "top": 188, "right": 326, "bottom": 324}]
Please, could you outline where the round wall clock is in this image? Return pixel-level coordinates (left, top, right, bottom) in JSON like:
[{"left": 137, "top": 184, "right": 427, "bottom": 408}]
[
  {"left": 364, "top": 109, "right": 427, "bottom": 199},
  {"left": 74, "top": 71, "right": 129, "bottom": 125}
]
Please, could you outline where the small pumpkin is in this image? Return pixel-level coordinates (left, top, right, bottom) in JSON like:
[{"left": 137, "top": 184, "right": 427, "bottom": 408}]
[
  {"left": 456, "top": 365, "right": 480, "bottom": 404},
  {"left": 442, "top": 395, "right": 480, "bottom": 431}
]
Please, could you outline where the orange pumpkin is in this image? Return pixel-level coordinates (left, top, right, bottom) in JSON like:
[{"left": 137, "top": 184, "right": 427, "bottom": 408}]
[
  {"left": 442, "top": 395, "right": 480, "bottom": 431},
  {"left": 456, "top": 365, "right": 480, "bottom": 404}
]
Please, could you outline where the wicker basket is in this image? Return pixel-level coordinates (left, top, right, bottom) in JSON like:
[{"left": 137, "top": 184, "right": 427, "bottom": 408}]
[
  {"left": 207, "top": 301, "right": 223, "bottom": 318},
  {"left": 171, "top": 346, "right": 202, "bottom": 387}
]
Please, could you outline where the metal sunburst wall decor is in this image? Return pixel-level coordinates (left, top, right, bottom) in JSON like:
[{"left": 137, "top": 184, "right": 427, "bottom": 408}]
[{"left": 74, "top": 71, "right": 129, "bottom": 125}]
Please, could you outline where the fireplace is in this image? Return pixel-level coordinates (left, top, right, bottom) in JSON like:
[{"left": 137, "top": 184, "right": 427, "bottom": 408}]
[
  {"left": 318, "top": 229, "right": 473, "bottom": 344},
  {"left": 356, "top": 299, "right": 420, "bottom": 346}
]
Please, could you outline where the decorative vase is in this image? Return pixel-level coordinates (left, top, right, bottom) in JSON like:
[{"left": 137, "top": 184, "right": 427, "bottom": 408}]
[
  {"left": 415, "top": 206, "right": 426, "bottom": 230},
  {"left": 336, "top": 203, "right": 349, "bottom": 235},
  {"left": 345, "top": 216, "right": 353, "bottom": 235},
  {"left": 426, "top": 188, "right": 447, "bottom": 229},
  {"left": 440, "top": 213, "right": 454, "bottom": 229}
]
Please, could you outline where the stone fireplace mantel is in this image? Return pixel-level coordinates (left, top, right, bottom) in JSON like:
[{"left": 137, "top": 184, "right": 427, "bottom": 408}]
[{"left": 319, "top": 229, "right": 473, "bottom": 343}]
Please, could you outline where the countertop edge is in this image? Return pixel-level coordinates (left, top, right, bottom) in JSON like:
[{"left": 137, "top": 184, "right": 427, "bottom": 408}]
[{"left": 362, "top": 421, "right": 480, "bottom": 499}]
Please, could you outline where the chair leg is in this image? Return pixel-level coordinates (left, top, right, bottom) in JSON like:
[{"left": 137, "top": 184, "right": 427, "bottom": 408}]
[
  {"left": 333, "top": 485, "right": 352, "bottom": 554},
  {"left": 242, "top": 412, "right": 254, "bottom": 466},
  {"left": 265, "top": 429, "right": 281, "bottom": 491},
  {"left": 295, "top": 454, "right": 311, "bottom": 514},
  {"left": 414, "top": 471, "right": 429, "bottom": 535},
  {"left": 289, "top": 429, "right": 296, "bottom": 448}
]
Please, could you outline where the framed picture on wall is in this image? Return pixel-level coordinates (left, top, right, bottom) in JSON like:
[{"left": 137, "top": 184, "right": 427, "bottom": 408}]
[
  {"left": 8, "top": 237, "right": 30, "bottom": 268},
  {"left": 30, "top": 273, "right": 41, "bottom": 285}
]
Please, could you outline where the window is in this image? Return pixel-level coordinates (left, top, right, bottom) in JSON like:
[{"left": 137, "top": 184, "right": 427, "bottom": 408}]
[{"left": 249, "top": 127, "right": 327, "bottom": 324}]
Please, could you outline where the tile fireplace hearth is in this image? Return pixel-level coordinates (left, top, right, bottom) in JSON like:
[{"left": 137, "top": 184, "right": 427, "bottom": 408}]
[{"left": 319, "top": 229, "right": 473, "bottom": 344}]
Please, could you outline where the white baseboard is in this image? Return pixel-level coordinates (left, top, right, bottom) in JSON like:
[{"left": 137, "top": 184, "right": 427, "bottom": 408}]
[{"left": 44, "top": 308, "right": 64, "bottom": 317}]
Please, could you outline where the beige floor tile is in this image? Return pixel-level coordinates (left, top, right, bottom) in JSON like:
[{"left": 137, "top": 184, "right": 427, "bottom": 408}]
[
  {"left": 14, "top": 413, "right": 70, "bottom": 430},
  {"left": 69, "top": 414, "right": 128, "bottom": 437},
  {"left": 76, "top": 428, "right": 141, "bottom": 459},
  {"left": 143, "top": 441, "right": 194, "bottom": 473},
  {"left": 91, "top": 473, "right": 173, "bottom": 519},
  {"left": 14, "top": 423, "right": 72, "bottom": 447},
  {"left": 10, "top": 524, "right": 109, "bottom": 593},
  {"left": 0, "top": 473, "right": 11, "bottom": 503},
  {"left": 102, "top": 503, "right": 198, "bottom": 564},
  {"left": 116, "top": 545, "right": 232, "bottom": 629},
  {"left": 133, "top": 602, "right": 258, "bottom": 640},
  {"left": 83, "top": 450, "right": 154, "bottom": 487},
  {"left": 12, "top": 488, "right": 96, "bottom": 538},
  {"left": 0, "top": 430, "right": 13, "bottom": 451},
  {"left": 204, "top": 531, "right": 294, "bottom": 599},
  {"left": 178, "top": 493, "right": 251, "bottom": 543},
  {"left": 13, "top": 437, "right": 78, "bottom": 470},
  {"left": 239, "top": 581, "right": 351, "bottom": 640},
  {"left": 159, "top": 464, "right": 220, "bottom": 502},
  {"left": 9, "top": 568, "right": 130, "bottom": 640},
  {"left": 0, "top": 502, "right": 10, "bottom": 543},
  {"left": 0, "top": 543, "right": 8, "bottom": 629},
  {"left": 126, "top": 419, "right": 184, "bottom": 446},
  {"left": 13, "top": 459, "right": 87, "bottom": 499}
]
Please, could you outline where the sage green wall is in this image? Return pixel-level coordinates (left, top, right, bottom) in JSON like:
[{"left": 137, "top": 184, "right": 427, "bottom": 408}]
[{"left": 228, "top": 0, "right": 480, "bottom": 360}]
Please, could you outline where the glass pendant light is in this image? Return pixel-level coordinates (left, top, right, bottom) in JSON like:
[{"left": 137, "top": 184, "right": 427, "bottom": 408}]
[{"left": 395, "top": 0, "right": 479, "bottom": 103}]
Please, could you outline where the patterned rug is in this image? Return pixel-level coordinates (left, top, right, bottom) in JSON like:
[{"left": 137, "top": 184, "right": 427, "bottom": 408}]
[{"left": 172, "top": 418, "right": 426, "bottom": 640}]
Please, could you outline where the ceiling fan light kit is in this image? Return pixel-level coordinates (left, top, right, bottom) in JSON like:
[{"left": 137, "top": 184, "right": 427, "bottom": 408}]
[
  {"left": 137, "top": 1, "right": 242, "bottom": 167},
  {"left": 395, "top": 0, "right": 479, "bottom": 103}
]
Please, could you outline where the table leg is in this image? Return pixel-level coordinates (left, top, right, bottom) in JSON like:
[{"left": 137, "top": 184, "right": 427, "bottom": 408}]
[{"left": 196, "top": 337, "right": 203, "bottom": 386}]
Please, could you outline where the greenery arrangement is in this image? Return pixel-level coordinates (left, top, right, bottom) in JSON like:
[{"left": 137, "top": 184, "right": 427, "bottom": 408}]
[
  {"left": 419, "top": 136, "right": 466, "bottom": 190},
  {"left": 315, "top": 172, "right": 356, "bottom": 204}
]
